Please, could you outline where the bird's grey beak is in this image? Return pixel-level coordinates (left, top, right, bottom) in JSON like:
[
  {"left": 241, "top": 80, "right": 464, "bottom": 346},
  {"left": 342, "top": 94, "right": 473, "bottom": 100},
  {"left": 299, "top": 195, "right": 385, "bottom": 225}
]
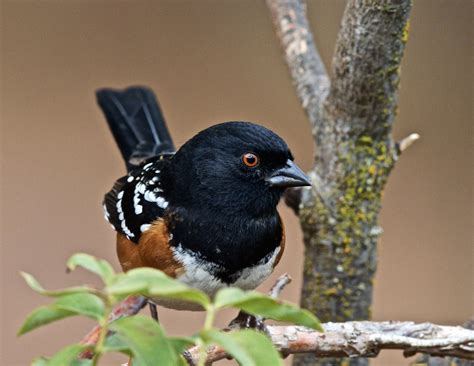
[{"left": 266, "top": 159, "right": 312, "bottom": 188}]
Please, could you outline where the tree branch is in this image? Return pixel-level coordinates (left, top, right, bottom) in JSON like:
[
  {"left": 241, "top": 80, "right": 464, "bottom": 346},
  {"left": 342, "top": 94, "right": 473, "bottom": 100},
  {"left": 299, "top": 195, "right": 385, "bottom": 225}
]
[
  {"left": 327, "top": 0, "right": 412, "bottom": 138},
  {"left": 185, "top": 321, "right": 474, "bottom": 364},
  {"left": 269, "top": 273, "right": 292, "bottom": 299},
  {"left": 415, "top": 318, "right": 474, "bottom": 366},
  {"left": 266, "top": 0, "right": 330, "bottom": 134},
  {"left": 268, "top": 2, "right": 414, "bottom": 365}
]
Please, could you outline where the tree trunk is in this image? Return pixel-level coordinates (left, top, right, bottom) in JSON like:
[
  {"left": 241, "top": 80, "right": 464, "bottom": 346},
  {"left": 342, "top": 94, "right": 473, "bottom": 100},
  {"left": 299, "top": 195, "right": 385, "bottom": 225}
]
[{"left": 266, "top": 1, "right": 413, "bottom": 365}]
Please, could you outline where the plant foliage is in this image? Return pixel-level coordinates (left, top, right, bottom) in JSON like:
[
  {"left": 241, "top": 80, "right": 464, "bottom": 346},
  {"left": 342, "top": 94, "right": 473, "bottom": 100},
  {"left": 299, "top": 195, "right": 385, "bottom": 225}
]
[{"left": 19, "top": 253, "right": 322, "bottom": 365}]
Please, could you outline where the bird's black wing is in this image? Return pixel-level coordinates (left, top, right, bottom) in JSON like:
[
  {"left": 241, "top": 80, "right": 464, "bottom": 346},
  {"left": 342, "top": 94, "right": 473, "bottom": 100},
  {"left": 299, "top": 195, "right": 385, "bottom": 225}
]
[
  {"left": 103, "top": 156, "right": 171, "bottom": 242},
  {"left": 96, "top": 86, "right": 175, "bottom": 172}
]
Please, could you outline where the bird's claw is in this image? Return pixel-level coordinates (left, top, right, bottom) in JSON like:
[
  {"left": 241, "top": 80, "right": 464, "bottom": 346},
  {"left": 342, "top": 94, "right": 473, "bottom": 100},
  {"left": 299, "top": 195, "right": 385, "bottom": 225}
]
[{"left": 228, "top": 311, "right": 268, "bottom": 334}]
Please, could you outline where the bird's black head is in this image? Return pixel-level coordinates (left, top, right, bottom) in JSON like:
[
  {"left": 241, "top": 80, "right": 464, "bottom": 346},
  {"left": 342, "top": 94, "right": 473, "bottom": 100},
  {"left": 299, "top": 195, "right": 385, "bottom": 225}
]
[{"left": 167, "top": 122, "right": 310, "bottom": 217}]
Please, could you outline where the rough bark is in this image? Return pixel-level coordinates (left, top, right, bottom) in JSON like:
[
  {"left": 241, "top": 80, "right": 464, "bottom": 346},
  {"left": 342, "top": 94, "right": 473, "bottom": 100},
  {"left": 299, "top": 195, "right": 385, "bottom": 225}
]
[
  {"left": 185, "top": 321, "right": 474, "bottom": 365},
  {"left": 414, "top": 318, "right": 474, "bottom": 366},
  {"left": 267, "top": 1, "right": 413, "bottom": 365}
]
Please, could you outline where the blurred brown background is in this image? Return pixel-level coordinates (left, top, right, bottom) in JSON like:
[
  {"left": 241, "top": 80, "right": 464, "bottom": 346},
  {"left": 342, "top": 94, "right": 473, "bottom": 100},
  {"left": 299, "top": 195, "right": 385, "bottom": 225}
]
[{"left": 1, "top": 0, "right": 472, "bottom": 365}]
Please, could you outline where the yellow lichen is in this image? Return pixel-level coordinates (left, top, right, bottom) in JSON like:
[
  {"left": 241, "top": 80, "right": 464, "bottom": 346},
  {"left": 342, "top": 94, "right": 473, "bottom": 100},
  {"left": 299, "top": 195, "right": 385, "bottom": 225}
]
[{"left": 402, "top": 19, "right": 410, "bottom": 43}]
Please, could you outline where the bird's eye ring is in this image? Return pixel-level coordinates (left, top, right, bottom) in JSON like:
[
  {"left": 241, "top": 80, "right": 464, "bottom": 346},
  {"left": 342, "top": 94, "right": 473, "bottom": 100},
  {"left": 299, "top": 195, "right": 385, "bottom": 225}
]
[{"left": 242, "top": 152, "right": 259, "bottom": 168}]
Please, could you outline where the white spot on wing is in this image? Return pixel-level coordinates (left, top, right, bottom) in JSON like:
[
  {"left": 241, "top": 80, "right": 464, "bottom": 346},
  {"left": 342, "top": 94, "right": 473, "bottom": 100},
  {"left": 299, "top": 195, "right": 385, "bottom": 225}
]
[
  {"left": 144, "top": 190, "right": 158, "bottom": 202},
  {"left": 156, "top": 196, "right": 168, "bottom": 209},
  {"left": 140, "top": 224, "right": 151, "bottom": 232},
  {"left": 137, "top": 183, "right": 146, "bottom": 194},
  {"left": 133, "top": 183, "right": 143, "bottom": 215},
  {"left": 103, "top": 204, "right": 110, "bottom": 222},
  {"left": 121, "top": 220, "right": 135, "bottom": 238},
  {"left": 116, "top": 198, "right": 134, "bottom": 238},
  {"left": 116, "top": 200, "right": 123, "bottom": 213},
  {"left": 141, "top": 187, "right": 169, "bottom": 209},
  {"left": 135, "top": 204, "right": 143, "bottom": 215}
]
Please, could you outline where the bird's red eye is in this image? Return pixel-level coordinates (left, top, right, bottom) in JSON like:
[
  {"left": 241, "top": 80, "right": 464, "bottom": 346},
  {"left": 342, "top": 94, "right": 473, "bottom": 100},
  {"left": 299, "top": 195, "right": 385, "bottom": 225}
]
[{"left": 242, "top": 153, "right": 259, "bottom": 168}]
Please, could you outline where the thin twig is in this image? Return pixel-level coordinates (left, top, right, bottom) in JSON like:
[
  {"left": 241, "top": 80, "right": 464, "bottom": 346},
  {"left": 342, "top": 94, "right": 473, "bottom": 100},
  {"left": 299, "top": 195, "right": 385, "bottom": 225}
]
[
  {"left": 398, "top": 133, "right": 420, "bottom": 153},
  {"left": 269, "top": 273, "right": 292, "bottom": 299},
  {"left": 79, "top": 295, "right": 147, "bottom": 359},
  {"left": 266, "top": 0, "right": 330, "bottom": 133}
]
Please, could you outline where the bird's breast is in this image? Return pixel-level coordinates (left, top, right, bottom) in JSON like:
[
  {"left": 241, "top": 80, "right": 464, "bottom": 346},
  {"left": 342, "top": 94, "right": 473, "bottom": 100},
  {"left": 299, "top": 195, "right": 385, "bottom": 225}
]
[
  {"left": 146, "top": 246, "right": 281, "bottom": 312},
  {"left": 171, "top": 244, "right": 281, "bottom": 297}
]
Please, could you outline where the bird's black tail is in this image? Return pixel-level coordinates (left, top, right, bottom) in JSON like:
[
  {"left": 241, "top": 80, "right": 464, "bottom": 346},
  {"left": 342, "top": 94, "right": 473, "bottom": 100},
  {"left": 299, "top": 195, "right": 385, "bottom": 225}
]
[{"left": 96, "top": 86, "right": 175, "bottom": 172}]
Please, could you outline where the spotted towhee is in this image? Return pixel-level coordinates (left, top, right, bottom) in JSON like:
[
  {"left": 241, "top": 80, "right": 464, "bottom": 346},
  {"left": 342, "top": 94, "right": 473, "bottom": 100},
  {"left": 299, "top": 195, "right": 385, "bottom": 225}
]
[{"left": 98, "top": 86, "right": 311, "bottom": 311}]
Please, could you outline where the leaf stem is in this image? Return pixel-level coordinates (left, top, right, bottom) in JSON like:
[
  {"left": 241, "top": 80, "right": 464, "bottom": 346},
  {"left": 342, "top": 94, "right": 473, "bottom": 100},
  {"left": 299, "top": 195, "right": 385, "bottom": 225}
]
[
  {"left": 196, "top": 305, "right": 216, "bottom": 366},
  {"left": 91, "top": 300, "right": 112, "bottom": 366},
  {"left": 196, "top": 338, "right": 208, "bottom": 366},
  {"left": 203, "top": 305, "right": 215, "bottom": 331}
]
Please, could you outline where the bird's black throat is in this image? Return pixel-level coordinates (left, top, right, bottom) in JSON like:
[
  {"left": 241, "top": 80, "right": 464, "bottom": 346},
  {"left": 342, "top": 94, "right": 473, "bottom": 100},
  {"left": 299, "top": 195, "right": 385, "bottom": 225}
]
[{"left": 165, "top": 206, "right": 283, "bottom": 283}]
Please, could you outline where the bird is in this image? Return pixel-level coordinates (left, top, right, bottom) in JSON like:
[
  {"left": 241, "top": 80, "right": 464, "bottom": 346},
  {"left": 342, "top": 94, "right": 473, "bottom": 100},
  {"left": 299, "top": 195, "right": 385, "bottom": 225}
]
[{"left": 98, "top": 86, "right": 311, "bottom": 317}]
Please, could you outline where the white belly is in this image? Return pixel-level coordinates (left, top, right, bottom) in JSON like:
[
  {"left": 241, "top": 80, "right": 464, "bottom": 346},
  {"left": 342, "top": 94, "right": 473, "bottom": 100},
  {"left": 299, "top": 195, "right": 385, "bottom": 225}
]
[{"left": 149, "top": 246, "right": 280, "bottom": 311}]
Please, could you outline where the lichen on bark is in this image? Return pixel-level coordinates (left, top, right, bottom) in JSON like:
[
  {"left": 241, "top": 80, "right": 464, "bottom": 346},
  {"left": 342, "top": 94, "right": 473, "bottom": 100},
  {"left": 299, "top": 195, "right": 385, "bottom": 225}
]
[
  {"left": 299, "top": 136, "right": 397, "bottom": 323},
  {"left": 266, "top": 0, "right": 413, "bottom": 365}
]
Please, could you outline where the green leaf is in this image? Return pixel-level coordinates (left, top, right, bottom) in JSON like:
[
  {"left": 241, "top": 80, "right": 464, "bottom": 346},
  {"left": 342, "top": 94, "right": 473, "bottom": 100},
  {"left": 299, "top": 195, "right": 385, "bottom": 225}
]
[
  {"left": 71, "top": 361, "right": 93, "bottom": 366},
  {"left": 110, "top": 315, "right": 179, "bottom": 366},
  {"left": 105, "top": 268, "right": 167, "bottom": 294},
  {"left": 67, "top": 253, "right": 115, "bottom": 284},
  {"left": 46, "top": 344, "right": 90, "bottom": 366},
  {"left": 214, "top": 288, "right": 323, "bottom": 331},
  {"left": 31, "top": 357, "right": 48, "bottom": 366},
  {"left": 19, "top": 293, "right": 105, "bottom": 335},
  {"left": 53, "top": 293, "right": 105, "bottom": 320},
  {"left": 20, "top": 272, "right": 96, "bottom": 297},
  {"left": 18, "top": 305, "right": 75, "bottom": 335},
  {"left": 69, "top": 360, "right": 93, "bottom": 366},
  {"left": 31, "top": 356, "right": 92, "bottom": 366},
  {"left": 103, "top": 333, "right": 131, "bottom": 355},
  {"left": 107, "top": 268, "right": 210, "bottom": 308},
  {"left": 30, "top": 345, "right": 91, "bottom": 366},
  {"left": 148, "top": 281, "right": 210, "bottom": 309},
  {"left": 168, "top": 336, "right": 195, "bottom": 354},
  {"left": 202, "top": 329, "right": 283, "bottom": 366},
  {"left": 168, "top": 337, "right": 196, "bottom": 366},
  {"left": 20, "top": 272, "right": 46, "bottom": 293}
]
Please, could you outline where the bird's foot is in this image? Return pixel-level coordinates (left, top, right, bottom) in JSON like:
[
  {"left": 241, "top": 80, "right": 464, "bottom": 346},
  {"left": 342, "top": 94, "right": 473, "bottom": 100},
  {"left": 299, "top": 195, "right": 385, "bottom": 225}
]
[
  {"left": 148, "top": 301, "right": 159, "bottom": 322},
  {"left": 228, "top": 311, "right": 268, "bottom": 334}
]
